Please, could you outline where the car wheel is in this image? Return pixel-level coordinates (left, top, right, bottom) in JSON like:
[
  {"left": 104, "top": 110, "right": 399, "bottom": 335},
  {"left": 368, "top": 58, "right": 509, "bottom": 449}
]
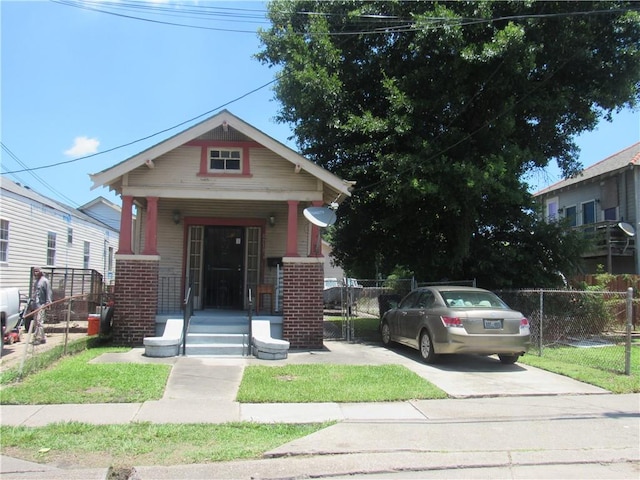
[
  {"left": 381, "top": 322, "right": 392, "bottom": 347},
  {"left": 498, "top": 354, "right": 519, "bottom": 364},
  {"left": 419, "top": 330, "right": 437, "bottom": 364}
]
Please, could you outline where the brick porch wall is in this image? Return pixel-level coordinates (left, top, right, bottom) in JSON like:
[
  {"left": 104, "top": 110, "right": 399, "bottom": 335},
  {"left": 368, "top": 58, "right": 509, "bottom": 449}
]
[
  {"left": 282, "top": 259, "right": 324, "bottom": 349},
  {"left": 112, "top": 256, "right": 159, "bottom": 346}
]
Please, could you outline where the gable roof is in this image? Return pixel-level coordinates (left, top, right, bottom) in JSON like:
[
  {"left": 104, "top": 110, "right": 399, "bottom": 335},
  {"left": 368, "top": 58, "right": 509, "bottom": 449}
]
[
  {"left": 89, "top": 109, "right": 353, "bottom": 200},
  {"left": 534, "top": 142, "right": 640, "bottom": 196}
]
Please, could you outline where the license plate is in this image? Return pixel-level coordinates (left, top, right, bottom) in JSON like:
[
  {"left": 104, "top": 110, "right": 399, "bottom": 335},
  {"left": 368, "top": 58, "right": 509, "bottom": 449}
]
[{"left": 483, "top": 319, "right": 502, "bottom": 329}]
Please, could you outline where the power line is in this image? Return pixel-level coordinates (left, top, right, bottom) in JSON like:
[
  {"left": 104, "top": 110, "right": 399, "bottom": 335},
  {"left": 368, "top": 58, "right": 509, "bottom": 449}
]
[
  {"left": 51, "top": 0, "right": 639, "bottom": 37},
  {"left": 1, "top": 144, "right": 119, "bottom": 226},
  {"left": 1, "top": 143, "right": 80, "bottom": 207},
  {"left": 3, "top": 76, "right": 280, "bottom": 175}
]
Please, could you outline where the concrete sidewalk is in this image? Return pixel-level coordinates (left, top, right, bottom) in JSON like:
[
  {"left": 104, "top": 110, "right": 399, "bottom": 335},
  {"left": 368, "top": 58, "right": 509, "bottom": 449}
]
[
  {"left": 1, "top": 341, "right": 638, "bottom": 479},
  {"left": 1, "top": 394, "right": 638, "bottom": 479}
]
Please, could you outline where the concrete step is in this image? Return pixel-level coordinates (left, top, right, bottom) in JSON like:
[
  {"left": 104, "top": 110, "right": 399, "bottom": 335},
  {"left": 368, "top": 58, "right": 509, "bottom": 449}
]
[
  {"left": 184, "top": 325, "right": 250, "bottom": 356},
  {"left": 187, "top": 321, "right": 249, "bottom": 335},
  {"left": 184, "top": 342, "right": 249, "bottom": 356},
  {"left": 186, "top": 332, "right": 248, "bottom": 345}
]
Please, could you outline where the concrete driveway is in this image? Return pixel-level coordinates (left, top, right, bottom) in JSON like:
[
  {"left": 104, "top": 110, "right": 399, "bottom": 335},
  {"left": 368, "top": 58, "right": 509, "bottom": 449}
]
[{"left": 286, "top": 340, "right": 609, "bottom": 397}]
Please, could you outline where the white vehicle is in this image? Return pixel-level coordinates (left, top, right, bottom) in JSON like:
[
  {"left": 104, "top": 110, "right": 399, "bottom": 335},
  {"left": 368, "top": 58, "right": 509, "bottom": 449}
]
[
  {"left": 1, "top": 287, "right": 22, "bottom": 348},
  {"left": 323, "top": 278, "right": 363, "bottom": 309}
]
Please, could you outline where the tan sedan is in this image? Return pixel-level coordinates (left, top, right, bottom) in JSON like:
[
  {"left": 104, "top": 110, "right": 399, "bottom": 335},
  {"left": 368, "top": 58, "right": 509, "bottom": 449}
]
[{"left": 380, "top": 286, "right": 530, "bottom": 364}]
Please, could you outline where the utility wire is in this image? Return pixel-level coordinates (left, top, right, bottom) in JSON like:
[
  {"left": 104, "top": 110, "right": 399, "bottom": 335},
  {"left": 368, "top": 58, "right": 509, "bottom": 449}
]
[
  {"left": 2, "top": 143, "right": 79, "bottom": 207},
  {"left": 52, "top": 0, "right": 639, "bottom": 36},
  {"left": 3, "top": 76, "right": 280, "bottom": 175},
  {"left": 1, "top": 143, "right": 118, "bottom": 226}
]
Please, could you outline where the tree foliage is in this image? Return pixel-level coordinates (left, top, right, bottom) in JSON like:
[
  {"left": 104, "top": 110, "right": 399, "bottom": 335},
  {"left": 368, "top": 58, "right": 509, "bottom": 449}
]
[{"left": 257, "top": 0, "right": 640, "bottom": 288}]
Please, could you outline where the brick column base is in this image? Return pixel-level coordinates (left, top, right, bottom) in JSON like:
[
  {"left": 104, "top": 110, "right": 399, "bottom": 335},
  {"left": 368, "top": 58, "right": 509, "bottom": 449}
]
[
  {"left": 112, "top": 256, "right": 159, "bottom": 346},
  {"left": 282, "top": 258, "right": 324, "bottom": 349}
]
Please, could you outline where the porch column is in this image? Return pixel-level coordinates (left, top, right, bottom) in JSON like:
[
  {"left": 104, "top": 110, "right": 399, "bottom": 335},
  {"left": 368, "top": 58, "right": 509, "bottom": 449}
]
[
  {"left": 286, "top": 200, "right": 299, "bottom": 257},
  {"left": 309, "top": 200, "right": 323, "bottom": 257},
  {"left": 117, "top": 195, "right": 134, "bottom": 254},
  {"left": 142, "top": 196, "right": 159, "bottom": 255}
]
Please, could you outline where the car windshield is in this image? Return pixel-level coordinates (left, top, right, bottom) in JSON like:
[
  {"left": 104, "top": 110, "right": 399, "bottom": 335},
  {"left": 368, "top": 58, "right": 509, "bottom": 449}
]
[{"left": 440, "top": 290, "right": 508, "bottom": 309}]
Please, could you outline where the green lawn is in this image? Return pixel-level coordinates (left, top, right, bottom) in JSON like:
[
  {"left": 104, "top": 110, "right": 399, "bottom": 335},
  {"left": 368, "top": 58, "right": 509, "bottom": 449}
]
[
  {"left": 519, "top": 344, "right": 639, "bottom": 393},
  {"left": 0, "top": 346, "right": 171, "bottom": 404},
  {"left": 0, "top": 422, "right": 329, "bottom": 468},
  {"left": 237, "top": 364, "right": 448, "bottom": 402}
]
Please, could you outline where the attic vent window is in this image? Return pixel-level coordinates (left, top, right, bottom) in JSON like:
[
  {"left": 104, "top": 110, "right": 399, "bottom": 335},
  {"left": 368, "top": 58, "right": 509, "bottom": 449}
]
[{"left": 209, "top": 148, "right": 241, "bottom": 172}]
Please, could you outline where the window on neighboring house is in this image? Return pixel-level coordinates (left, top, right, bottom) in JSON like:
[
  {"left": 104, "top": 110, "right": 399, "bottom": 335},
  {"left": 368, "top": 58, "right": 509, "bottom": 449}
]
[
  {"left": 84, "top": 241, "right": 90, "bottom": 269},
  {"left": 604, "top": 207, "right": 617, "bottom": 221},
  {"left": 565, "top": 206, "right": 577, "bottom": 227},
  {"left": 67, "top": 227, "right": 73, "bottom": 244},
  {"left": 209, "top": 148, "right": 241, "bottom": 172},
  {"left": 47, "top": 232, "right": 56, "bottom": 266},
  {"left": 546, "top": 198, "right": 558, "bottom": 221},
  {"left": 0, "top": 219, "right": 9, "bottom": 262},
  {"left": 108, "top": 246, "right": 114, "bottom": 271},
  {"left": 582, "top": 200, "right": 596, "bottom": 225}
]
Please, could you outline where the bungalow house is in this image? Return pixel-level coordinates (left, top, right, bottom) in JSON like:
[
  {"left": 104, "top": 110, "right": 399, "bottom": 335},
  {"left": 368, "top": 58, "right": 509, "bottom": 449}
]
[
  {"left": 89, "top": 110, "right": 354, "bottom": 350},
  {"left": 533, "top": 142, "right": 639, "bottom": 274}
]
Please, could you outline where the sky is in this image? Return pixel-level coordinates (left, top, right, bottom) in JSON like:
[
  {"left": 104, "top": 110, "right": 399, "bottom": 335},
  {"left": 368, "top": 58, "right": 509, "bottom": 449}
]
[{"left": 1, "top": 0, "right": 639, "bottom": 210}]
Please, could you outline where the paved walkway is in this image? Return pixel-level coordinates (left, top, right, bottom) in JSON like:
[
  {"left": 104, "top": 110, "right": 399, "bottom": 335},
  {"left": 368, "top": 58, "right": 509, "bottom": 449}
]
[{"left": 1, "top": 341, "right": 638, "bottom": 479}]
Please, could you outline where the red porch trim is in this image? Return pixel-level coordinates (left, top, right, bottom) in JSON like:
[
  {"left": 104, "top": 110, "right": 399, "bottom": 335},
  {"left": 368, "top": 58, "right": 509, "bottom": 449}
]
[
  {"left": 117, "top": 195, "right": 134, "bottom": 254},
  {"left": 192, "top": 140, "right": 256, "bottom": 177},
  {"left": 142, "top": 196, "right": 159, "bottom": 255},
  {"left": 286, "top": 200, "right": 299, "bottom": 257}
]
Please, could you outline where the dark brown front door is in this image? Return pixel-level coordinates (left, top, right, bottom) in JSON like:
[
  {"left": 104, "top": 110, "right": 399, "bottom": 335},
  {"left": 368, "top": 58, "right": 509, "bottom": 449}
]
[{"left": 203, "top": 226, "right": 244, "bottom": 309}]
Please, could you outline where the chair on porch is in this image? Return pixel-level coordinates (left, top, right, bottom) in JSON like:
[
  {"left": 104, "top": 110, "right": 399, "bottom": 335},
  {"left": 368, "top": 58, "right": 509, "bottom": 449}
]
[{"left": 256, "top": 284, "right": 274, "bottom": 315}]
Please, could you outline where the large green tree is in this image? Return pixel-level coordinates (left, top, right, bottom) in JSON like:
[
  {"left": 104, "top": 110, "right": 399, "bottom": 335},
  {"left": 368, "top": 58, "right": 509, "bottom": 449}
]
[{"left": 257, "top": 0, "right": 640, "bottom": 287}]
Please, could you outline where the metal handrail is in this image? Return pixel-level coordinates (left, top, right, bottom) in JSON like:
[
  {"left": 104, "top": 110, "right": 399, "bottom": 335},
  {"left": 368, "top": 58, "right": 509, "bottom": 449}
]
[
  {"left": 247, "top": 288, "right": 253, "bottom": 356},
  {"left": 182, "top": 284, "right": 193, "bottom": 356}
]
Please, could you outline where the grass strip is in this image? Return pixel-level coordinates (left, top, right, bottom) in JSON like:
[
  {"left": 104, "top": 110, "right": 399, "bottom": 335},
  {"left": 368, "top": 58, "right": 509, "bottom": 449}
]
[
  {"left": 0, "top": 347, "right": 170, "bottom": 404},
  {"left": 0, "top": 422, "right": 329, "bottom": 467},
  {"left": 519, "top": 345, "right": 639, "bottom": 393},
  {"left": 237, "top": 363, "right": 448, "bottom": 403}
]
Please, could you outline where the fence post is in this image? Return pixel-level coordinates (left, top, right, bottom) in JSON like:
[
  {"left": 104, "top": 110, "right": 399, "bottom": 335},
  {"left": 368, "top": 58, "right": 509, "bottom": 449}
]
[
  {"left": 538, "top": 289, "right": 544, "bottom": 356},
  {"left": 625, "top": 287, "right": 633, "bottom": 375}
]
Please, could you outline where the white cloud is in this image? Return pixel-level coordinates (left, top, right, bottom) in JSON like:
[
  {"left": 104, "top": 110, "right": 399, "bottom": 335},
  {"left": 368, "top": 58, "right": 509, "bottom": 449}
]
[{"left": 64, "top": 136, "right": 100, "bottom": 158}]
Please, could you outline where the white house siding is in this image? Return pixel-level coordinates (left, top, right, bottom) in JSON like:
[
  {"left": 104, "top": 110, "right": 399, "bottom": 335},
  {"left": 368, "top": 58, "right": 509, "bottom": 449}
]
[
  {"left": 0, "top": 181, "right": 119, "bottom": 294},
  {"left": 322, "top": 241, "right": 345, "bottom": 279}
]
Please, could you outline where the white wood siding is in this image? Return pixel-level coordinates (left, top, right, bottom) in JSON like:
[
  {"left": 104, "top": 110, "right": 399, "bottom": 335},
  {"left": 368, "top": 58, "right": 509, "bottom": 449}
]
[{"left": 0, "top": 188, "right": 119, "bottom": 293}]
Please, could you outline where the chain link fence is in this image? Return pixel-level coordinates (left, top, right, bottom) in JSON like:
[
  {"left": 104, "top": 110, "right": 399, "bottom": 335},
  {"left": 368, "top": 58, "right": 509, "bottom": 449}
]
[
  {"left": 324, "top": 280, "right": 637, "bottom": 375},
  {"left": 497, "top": 289, "right": 636, "bottom": 374}
]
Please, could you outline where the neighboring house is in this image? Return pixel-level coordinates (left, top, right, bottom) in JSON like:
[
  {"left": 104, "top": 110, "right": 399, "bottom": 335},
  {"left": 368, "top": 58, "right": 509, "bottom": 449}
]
[
  {"left": 533, "top": 142, "right": 639, "bottom": 274},
  {"left": 322, "top": 239, "right": 346, "bottom": 280},
  {"left": 89, "top": 110, "right": 354, "bottom": 349},
  {"left": 0, "top": 177, "right": 120, "bottom": 294},
  {"left": 79, "top": 196, "right": 122, "bottom": 231}
]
